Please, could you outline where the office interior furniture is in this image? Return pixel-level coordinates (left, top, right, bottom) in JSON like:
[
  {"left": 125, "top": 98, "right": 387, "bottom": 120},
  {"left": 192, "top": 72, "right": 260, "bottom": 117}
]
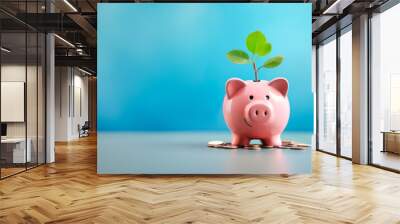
[
  {"left": 0, "top": 138, "right": 32, "bottom": 165},
  {"left": 382, "top": 131, "right": 400, "bottom": 154},
  {"left": 1, "top": 123, "right": 7, "bottom": 138},
  {"left": 79, "top": 121, "right": 90, "bottom": 138}
]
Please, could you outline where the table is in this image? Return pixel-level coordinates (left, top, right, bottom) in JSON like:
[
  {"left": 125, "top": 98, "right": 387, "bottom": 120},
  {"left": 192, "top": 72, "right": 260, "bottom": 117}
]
[
  {"left": 382, "top": 131, "right": 400, "bottom": 154},
  {"left": 1, "top": 138, "right": 32, "bottom": 163}
]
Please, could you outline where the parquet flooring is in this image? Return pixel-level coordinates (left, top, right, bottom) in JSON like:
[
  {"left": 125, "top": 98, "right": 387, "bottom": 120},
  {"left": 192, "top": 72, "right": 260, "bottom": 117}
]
[
  {"left": 1, "top": 134, "right": 400, "bottom": 223},
  {"left": 0, "top": 167, "right": 26, "bottom": 178}
]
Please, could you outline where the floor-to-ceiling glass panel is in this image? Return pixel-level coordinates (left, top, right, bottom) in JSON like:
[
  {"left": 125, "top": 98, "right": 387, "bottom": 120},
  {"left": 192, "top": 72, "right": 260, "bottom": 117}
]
[
  {"left": 27, "top": 30, "right": 38, "bottom": 169},
  {"left": 371, "top": 4, "right": 400, "bottom": 171},
  {"left": 38, "top": 32, "right": 46, "bottom": 165},
  {"left": 1, "top": 31, "right": 27, "bottom": 177},
  {"left": 0, "top": 0, "right": 46, "bottom": 179},
  {"left": 339, "top": 28, "right": 352, "bottom": 158},
  {"left": 26, "top": 0, "right": 44, "bottom": 169},
  {"left": 318, "top": 36, "right": 337, "bottom": 154}
]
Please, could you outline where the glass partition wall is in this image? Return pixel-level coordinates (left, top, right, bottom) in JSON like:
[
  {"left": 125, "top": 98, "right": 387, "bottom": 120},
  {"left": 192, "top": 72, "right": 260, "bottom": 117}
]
[
  {"left": 0, "top": 3, "right": 46, "bottom": 179},
  {"left": 0, "top": 31, "right": 27, "bottom": 177},
  {"left": 370, "top": 3, "right": 400, "bottom": 171},
  {"left": 317, "top": 35, "right": 337, "bottom": 155},
  {"left": 339, "top": 27, "right": 352, "bottom": 159},
  {"left": 316, "top": 26, "right": 353, "bottom": 159}
]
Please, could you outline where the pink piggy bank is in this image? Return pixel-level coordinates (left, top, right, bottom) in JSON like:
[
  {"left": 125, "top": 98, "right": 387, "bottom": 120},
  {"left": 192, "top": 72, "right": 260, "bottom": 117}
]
[{"left": 223, "top": 78, "right": 290, "bottom": 147}]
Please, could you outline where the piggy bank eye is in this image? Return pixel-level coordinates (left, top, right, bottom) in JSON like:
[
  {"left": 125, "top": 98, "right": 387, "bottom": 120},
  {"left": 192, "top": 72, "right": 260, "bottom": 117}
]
[
  {"left": 249, "top": 95, "right": 254, "bottom": 100},
  {"left": 266, "top": 95, "right": 270, "bottom": 100}
]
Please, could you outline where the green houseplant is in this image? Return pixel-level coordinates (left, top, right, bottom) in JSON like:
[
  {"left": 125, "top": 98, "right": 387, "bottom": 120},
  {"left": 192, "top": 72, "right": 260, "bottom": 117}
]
[{"left": 226, "top": 30, "right": 284, "bottom": 82}]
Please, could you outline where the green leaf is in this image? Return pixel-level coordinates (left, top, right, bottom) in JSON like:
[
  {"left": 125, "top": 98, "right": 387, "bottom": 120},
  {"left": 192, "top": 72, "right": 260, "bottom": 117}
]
[
  {"left": 257, "top": 42, "right": 272, "bottom": 57},
  {"left": 246, "top": 31, "right": 268, "bottom": 56},
  {"left": 263, "top": 55, "right": 284, "bottom": 68},
  {"left": 226, "top": 50, "right": 250, "bottom": 64}
]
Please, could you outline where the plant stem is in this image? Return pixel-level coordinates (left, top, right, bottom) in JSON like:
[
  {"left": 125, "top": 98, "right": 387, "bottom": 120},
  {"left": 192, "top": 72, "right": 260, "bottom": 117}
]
[{"left": 252, "top": 62, "right": 259, "bottom": 82}]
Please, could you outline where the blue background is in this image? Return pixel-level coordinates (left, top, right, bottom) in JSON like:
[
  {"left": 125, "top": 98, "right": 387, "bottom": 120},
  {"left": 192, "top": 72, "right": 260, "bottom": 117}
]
[{"left": 98, "top": 3, "right": 312, "bottom": 132}]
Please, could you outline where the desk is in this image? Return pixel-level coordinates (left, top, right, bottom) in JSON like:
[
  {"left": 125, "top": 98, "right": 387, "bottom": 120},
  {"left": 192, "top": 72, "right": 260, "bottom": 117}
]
[
  {"left": 1, "top": 138, "right": 31, "bottom": 163},
  {"left": 382, "top": 131, "right": 400, "bottom": 154}
]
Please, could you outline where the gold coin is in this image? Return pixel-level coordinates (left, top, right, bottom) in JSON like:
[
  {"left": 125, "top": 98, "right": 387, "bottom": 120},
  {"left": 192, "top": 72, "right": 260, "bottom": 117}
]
[{"left": 207, "top": 140, "right": 224, "bottom": 146}]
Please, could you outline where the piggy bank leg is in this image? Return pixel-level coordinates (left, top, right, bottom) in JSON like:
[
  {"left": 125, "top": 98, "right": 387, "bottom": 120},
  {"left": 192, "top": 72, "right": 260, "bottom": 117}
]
[
  {"left": 261, "top": 135, "right": 282, "bottom": 147},
  {"left": 231, "top": 133, "right": 250, "bottom": 147}
]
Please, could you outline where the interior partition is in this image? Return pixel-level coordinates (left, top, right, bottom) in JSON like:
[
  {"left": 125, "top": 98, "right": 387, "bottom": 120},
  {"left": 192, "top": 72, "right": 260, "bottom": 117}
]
[
  {"left": 317, "top": 35, "right": 337, "bottom": 155},
  {"left": 370, "top": 4, "right": 400, "bottom": 171},
  {"left": 0, "top": 3, "right": 46, "bottom": 179}
]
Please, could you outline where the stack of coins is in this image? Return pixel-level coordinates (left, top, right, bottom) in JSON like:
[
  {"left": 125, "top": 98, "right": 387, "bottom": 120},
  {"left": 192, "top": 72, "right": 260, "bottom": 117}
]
[
  {"left": 244, "top": 144, "right": 262, "bottom": 150},
  {"left": 280, "top": 140, "right": 310, "bottom": 150},
  {"left": 207, "top": 140, "right": 310, "bottom": 150},
  {"left": 207, "top": 141, "right": 238, "bottom": 149}
]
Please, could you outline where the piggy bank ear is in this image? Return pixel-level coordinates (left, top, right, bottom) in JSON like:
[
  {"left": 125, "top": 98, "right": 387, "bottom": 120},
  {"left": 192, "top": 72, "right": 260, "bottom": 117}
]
[
  {"left": 226, "top": 78, "right": 246, "bottom": 99},
  {"left": 269, "top": 78, "right": 289, "bottom": 97}
]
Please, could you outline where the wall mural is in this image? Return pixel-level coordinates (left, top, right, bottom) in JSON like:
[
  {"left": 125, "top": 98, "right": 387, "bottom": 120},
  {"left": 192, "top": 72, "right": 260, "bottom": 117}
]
[{"left": 98, "top": 3, "right": 312, "bottom": 174}]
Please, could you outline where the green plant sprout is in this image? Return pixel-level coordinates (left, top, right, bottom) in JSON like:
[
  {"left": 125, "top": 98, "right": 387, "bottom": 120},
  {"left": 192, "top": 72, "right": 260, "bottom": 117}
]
[{"left": 226, "top": 30, "right": 284, "bottom": 82}]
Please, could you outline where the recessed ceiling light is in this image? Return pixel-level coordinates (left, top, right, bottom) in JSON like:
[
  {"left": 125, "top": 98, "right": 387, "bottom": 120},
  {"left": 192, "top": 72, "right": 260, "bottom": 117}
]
[
  {"left": 54, "top": 34, "right": 75, "bottom": 48},
  {"left": 63, "top": 0, "right": 78, "bottom": 12},
  {"left": 322, "top": 0, "right": 354, "bottom": 15},
  {"left": 78, "top": 67, "right": 93, "bottom": 76},
  {"left": 1, "top": 47, "right": 11, "bottom": 53}
]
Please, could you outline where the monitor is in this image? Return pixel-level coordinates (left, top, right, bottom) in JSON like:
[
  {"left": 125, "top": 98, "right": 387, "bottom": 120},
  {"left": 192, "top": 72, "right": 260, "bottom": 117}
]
[{"left": 1, "top": 123, "right": 7, "bottom": 137}]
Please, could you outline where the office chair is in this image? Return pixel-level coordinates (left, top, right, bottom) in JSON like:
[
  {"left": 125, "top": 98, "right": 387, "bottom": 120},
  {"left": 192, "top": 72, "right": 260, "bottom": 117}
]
[{"left": 79, "top": 121, "right": 90, "bottom": 138}]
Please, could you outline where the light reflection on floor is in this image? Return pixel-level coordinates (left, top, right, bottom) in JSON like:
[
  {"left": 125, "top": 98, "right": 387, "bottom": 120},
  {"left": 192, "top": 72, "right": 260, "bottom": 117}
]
[{"left": 372, "top": 151, "right": 400, "bottom": 171}]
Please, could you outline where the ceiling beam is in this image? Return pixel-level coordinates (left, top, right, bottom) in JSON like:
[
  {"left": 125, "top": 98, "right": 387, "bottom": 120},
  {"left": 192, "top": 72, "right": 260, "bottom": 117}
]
[
  {"left": 55, "top": 55, "right": 96, "bottom": 71},
  {"left": 67, "top": 13, "right": 97, "bottom": 46}
]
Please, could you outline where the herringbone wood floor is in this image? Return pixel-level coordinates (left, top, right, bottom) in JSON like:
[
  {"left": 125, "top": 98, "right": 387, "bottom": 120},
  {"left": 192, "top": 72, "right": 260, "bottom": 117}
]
[{"left": 1, "top": 135, "right": 400, "bottom": 224}]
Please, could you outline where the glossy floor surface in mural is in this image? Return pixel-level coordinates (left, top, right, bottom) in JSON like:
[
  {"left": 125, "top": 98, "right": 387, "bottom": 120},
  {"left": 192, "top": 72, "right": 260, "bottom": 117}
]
[{"left": 98, "top": 132, "right": 311, "bottom": 174}]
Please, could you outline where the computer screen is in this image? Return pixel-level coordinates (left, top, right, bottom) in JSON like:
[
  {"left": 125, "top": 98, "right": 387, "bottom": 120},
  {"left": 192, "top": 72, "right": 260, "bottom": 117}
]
[{"left": 1, "top": 123, "right": 7, "bottom": 137}]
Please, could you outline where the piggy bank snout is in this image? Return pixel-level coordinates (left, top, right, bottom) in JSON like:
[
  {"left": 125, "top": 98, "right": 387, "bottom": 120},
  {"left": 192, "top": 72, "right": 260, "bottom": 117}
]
[{"left": 245, "top": 102, "right": 272, "bottom": 124}]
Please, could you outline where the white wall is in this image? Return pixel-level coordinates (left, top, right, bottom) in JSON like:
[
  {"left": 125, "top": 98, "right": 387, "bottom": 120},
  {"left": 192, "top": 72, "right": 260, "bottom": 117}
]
[
  {"left": 1, "top": 65, "right": 41, "bottom": 137},
  {"left": 55, "top": 67, "right": 70, "bottom": 141},
  {"left": 1, "top": 63, "right": 46, "bottom": 164},
  {"left": 1, "top": 65, "right": 27, "bottom": 141},
  {"left": 55, "top": 67, "right": 89, "bottom": 141},
  {"left": 71, "top": 73, "right": 89, "bottom": 138}
]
